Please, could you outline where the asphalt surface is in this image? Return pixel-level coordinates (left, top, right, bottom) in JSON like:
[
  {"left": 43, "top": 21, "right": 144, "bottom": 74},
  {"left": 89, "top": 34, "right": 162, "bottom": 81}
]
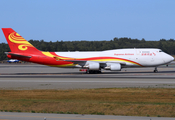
[
  {"left": 0, "top": 112, "right": 175, "bottom": 120},
  {"left": 0, "top": 62, "right": 175, "bottom": 120},
  {"left": 0, "top": 63, "right": 175, "bottom": 89}
]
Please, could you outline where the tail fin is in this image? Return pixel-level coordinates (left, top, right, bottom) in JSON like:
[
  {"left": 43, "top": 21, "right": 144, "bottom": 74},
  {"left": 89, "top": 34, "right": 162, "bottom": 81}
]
[{"left": 2, "top": 28, "right": 40, "bottom": 53}]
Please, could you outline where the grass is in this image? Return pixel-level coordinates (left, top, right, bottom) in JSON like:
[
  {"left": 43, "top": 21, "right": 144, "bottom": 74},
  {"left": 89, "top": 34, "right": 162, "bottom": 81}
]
[{"left": 0, "top": 88, "right": 175, "bottom": 117}]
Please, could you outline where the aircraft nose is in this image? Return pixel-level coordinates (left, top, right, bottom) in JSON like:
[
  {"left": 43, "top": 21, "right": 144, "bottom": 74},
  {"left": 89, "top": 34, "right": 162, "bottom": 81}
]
[
  {"left": 163, "top": 54, "right": 174, "bottom": 64},
  {"left": 171, "top": 56, "right": 174, "bottom": 61},
  {"left": 167, "top": 55, "right": 174, "bottom": 63}
]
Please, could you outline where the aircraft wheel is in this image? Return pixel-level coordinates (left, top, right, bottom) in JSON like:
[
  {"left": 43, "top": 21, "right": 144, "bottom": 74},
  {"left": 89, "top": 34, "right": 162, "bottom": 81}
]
[
  {"left": 89, "top": 70, "right": 93, "bottom": 74},
  {"left": 154, "top": 67, "right": 158, "bottom": 73},
  {"left": 88, "top": 70, "right": 101, "bottom": 74},
  {"left": 86, "top": 69, "right": 89, "bottom": 74}
]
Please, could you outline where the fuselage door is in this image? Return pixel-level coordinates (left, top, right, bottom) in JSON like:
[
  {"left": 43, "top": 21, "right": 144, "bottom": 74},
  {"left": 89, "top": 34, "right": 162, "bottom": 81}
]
[{"left": 135, "top": 49, "right": 140, "bottom": 55}]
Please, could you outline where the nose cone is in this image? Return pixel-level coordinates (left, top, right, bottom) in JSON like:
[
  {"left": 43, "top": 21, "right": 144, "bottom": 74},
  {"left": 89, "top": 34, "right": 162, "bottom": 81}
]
[
  {"left": 166, "top": 55, "right": 174, "bottom": 63},
  {"left": 171, "top": 56, "right": 174, "bottom": 61},
  {"left": 163, "top": 54, "right": 174, "bottom": 64}
]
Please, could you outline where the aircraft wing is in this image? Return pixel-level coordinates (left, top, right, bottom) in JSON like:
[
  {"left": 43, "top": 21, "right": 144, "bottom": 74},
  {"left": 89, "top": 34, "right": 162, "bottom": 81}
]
[
  {"left": 61, "top": 59, "right": 87, "bottom": 66},
  {"left": 61, "top": 59, "right": 126, "bottom": 66},
  {"left": 54, "top": 56, "right": 126, "bottom": 67}
]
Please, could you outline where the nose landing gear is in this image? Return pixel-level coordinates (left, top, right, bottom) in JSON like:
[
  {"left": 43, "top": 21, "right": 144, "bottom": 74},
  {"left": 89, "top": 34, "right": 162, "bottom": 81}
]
[{"left": 154, "top": 67, "right": 158, "bottom": 73}]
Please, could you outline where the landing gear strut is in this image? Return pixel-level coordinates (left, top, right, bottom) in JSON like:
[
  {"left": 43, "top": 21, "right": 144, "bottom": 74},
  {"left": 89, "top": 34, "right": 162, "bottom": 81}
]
[{"left": 154, "top": 67, "right": 158, "bottom": 73}]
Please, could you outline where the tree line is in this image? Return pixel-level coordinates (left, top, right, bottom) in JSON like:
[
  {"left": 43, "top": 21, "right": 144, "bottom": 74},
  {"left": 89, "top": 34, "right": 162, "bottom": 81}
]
[{"left": 0, "top": 37, "right": 175, "bottom": 61}]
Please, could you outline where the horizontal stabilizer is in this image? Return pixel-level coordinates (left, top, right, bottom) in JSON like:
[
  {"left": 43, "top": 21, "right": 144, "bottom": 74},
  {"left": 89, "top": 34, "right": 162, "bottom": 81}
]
[{"left": 5, "top": 52, "right": 32, "bottom": 58}]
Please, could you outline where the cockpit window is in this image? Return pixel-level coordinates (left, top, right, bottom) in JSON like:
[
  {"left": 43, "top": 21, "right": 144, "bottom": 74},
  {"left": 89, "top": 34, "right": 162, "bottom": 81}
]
[{"left": 159, "top": 50, "right": 162, "bottom": 52}]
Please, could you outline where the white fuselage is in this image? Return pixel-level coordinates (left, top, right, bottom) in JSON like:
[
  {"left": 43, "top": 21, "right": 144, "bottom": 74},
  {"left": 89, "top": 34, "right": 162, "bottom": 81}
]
[{"left": 55, "top": 48, "right": 174, "bottom": 68}]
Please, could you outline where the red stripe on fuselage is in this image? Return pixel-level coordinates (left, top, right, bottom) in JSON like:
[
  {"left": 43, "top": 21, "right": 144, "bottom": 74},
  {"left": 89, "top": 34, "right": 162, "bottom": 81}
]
[{"left": 50, "top": 52, "right": 142, "bottom": 66}]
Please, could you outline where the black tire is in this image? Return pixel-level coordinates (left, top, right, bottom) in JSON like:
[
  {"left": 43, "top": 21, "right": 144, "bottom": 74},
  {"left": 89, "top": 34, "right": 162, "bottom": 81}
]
[{"left": 88, "top": 70, "right": 101, "bottom": 74}]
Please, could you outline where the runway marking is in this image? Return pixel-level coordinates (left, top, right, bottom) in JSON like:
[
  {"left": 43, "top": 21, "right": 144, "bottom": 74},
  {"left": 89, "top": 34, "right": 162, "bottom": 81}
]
[{"left": 0, "top": 114, "right": 119, "bottom": 120}]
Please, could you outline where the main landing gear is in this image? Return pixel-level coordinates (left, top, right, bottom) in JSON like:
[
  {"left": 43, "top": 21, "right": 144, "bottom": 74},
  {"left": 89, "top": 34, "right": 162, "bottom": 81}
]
[
  {"left": 154, "top": 67, "right": 158, "bottom": 73},
  {"left": 86, "top": 70, "right": 102, "bottom": 74}
]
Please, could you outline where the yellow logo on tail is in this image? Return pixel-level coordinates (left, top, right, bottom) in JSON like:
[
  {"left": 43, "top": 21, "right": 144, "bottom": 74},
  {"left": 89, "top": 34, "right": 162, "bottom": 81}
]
[{"left": 8, "top": 32, "right": 34, "bottom": 51}]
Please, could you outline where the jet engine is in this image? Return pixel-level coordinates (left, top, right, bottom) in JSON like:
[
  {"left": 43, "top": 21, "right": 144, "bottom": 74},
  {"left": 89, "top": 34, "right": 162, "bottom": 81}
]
[
  {"left": 104, "top": 63, "right": 121, "bottom": 71},
  {"left": 83, "top": 61, "right": 100, "bottom": 70}
]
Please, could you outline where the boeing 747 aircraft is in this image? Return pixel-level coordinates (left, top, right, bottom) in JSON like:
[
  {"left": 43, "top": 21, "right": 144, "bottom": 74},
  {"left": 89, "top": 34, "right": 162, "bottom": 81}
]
[{"left": 2, "top": 28, "right": 174, "bottom": 73}]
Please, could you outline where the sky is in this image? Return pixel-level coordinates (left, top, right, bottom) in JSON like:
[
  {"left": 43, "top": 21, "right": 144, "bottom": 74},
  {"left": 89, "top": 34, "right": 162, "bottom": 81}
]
[{"left": 0, "top": 0, "right": 175, "bottom": 43}]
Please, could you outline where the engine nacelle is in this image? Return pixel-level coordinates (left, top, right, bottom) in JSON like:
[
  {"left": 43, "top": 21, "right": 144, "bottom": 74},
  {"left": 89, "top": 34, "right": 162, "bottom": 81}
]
[
  {"left": 104, "top": 63, "right": 121, "bottom": 71},
  {"left": 84, "top": 62, "right": 100, "bottom": 70}
]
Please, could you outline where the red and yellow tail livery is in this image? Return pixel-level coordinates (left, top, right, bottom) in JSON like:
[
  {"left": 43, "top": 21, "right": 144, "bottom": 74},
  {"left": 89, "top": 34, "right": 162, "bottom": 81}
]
[{"left": 2, "top": 28, "right": 40, "bottom": 54}]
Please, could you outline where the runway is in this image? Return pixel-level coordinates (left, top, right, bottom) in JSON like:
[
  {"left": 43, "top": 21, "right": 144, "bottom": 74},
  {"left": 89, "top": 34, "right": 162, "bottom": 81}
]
[
  {"left": 0, "top": 63, "right": 175, "bottom": 90},
  {"left": 1, "top": 63, "right": 175, "bottom": 120},
  {"left": 1, "top": 112, "right": 175, "bottom": 120},
  {"left": 1, "top": 77, "right": 175, "bottom": 90}
]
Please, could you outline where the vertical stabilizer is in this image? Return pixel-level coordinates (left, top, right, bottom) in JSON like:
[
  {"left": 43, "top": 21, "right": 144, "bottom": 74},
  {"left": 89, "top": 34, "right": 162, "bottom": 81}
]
[{"left": 2, "top": 28, "right": 40, "bottom": 53}]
